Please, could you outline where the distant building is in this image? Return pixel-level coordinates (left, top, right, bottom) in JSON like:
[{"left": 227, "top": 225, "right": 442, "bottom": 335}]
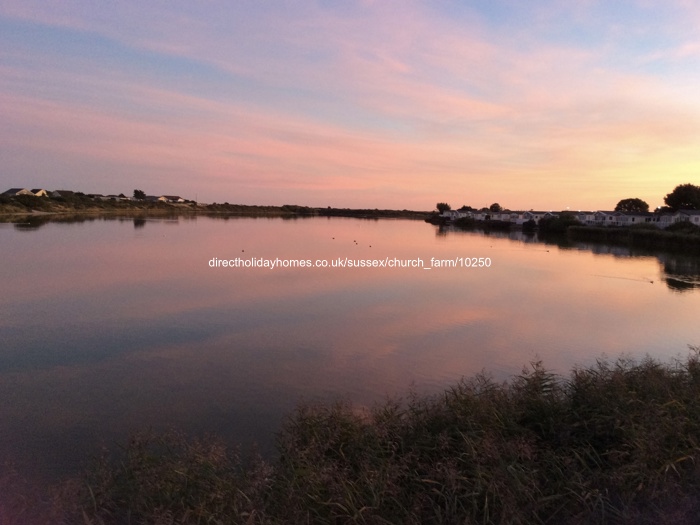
[
  {"left": 2, "top": 188, "right": 34, "bottom": 197},
  {"left": 51, "top": 190, "right": 76, "bottom": 199},
  {"left": 30, "top": 189, "right": 50, "bottom": 197},
  {"left": 575, "top": 211, "right": 597, "bottom": 225},
  {"left": 158, "top": 195, "right": 185, "bottom": 203},
  {"left": 434, "top": 205, "right": 700, "bottom": 231},
  {"left": 676, "top": 210, "right": 700, "bottom": 226},
  {"left": 616, "top": 211, "right": 657, "bottom": 226},
  {"left": 440, "top": 209, "right": 468, "bottom": 220},
  {"left": 657, "top": 214, "right": 676, "bottom": 228}
]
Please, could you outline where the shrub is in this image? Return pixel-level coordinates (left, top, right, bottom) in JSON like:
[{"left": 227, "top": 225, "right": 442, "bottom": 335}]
[
  {"left": 539, "top": 213, "right": 581, "bottom": 234},
  {"left": 46, "top": 350, "right": 700, "bottom": 524},
  {"left": 522, "top": 219, "right": 537, "bottom": 232},
  {"left": 54, "top": 431, "right": 272, "bottom": 524},
  {"left": 666, "top": 221, "right": 700, "bottom": 235}
]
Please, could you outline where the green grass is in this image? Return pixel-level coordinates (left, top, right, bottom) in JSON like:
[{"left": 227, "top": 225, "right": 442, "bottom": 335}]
[{"left": 30, "top": 348, "right": 700, "bottom": 523}]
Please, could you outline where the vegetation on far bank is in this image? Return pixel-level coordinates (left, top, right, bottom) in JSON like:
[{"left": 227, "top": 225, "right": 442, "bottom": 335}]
[
  {"left": 425, "top": 201, "right": 700, "bottom": 254},
  {"left": 429, "top": 183, "right": 700, "bottom": 243},
  {"left": 434, "top": 183, "right": 700, "bottom": 218},
  {"left": 6, "top": 349, "right": 697, "bottom": 524},
  {"left": 569, "top": 222, "right": 700, "bottom": 254},
  {"left": 0, "top": 192, "right": 195, "bottom": 216},
  {"left": 0, "top": 194, "right": 428, "bottom": 220}
]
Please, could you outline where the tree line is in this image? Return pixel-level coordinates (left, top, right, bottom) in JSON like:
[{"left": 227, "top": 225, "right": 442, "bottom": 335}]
[
  {"left": 615, "top": 184, "right": 700, "bottom": 213},
  {"left": 436, "top": 183, "right": 700, "bottom": 214}
]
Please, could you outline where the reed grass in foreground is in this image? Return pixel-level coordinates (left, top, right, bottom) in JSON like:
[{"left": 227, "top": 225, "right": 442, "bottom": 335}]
[{"left": 40, "top": 349, "right": 700, "bottom": 524}]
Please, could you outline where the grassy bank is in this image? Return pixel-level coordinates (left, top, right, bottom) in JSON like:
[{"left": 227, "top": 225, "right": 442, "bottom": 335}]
[
  {"left": 0, "top": 193, "right": 187, "bottom": 211},
  {"left": 317, "top": 207, "right": 429, "bottom": 219},
  {"left": 0, "top": 196, "right": 427, "bottom": 220},
  {"left": 424, "top": 214, "right": 514, "bottom": 231},
  {"left": 27, "top": 350, "right": 700, "bottom": 524},
  {"left": 569, "top": 225, "right": 700, "bottom": 254},
  {"left": 452, "top": 217, "right": 514, "bottom": 231},
  {"left": 0, "top": 195, "right": 306, "bottom": 217}
]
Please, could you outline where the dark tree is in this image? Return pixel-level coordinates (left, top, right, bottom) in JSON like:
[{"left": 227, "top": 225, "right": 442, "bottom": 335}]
[
  {"left": 615, "top": 198, "right": 649, "bottom": 213},
  {"left": 489, "top": 203, "right": 502, "bottom": 212},
  {"left": 436, "top": 202, "right": 451, "bottom": 213},
  {"left": 522, "top": 219, "right": 537, "bottom": 233},
  {"left": 664, "top": 184, "right": 700, "bottom": 210},
  {"left": 133, "top": 189, "right": 146, "bottom": 200},
  {"left": 538, "top": 212, "right": 580, "bottom": 234}
]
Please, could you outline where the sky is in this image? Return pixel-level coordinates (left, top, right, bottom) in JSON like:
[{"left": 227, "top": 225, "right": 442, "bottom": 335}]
[{"left": 1, "top": 1, "right": 700, "bottom": 211}]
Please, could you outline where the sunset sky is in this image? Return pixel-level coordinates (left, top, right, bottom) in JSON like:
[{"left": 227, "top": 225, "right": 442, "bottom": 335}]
[{"left": 2, "top": 1, "right": 700, "bottom": 210}]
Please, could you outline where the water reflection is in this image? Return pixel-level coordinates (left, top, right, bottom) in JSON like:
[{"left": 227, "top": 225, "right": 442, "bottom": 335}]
[
  {"left": 658, "top": 253, "right": 700, "bottom": 292},
  {"left": 3, "top": 213, "right": 192, "bottom": 231},
  {"left": 437, "top": 224, "right": 700, "bottom": 293},
  {"left": 6, "top": 214, "right": 111, "bottom": 230},
  {"left": 568, "top": 240, "right": 700, "bottom": 293},
  {"left": 1, "top": 216, "right": 700, "bottom": 488}
]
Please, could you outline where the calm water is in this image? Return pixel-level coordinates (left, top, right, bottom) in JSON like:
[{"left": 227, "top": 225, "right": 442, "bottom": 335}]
[{"left": 2, "top": 215, "right": 700, "bottom": 485}]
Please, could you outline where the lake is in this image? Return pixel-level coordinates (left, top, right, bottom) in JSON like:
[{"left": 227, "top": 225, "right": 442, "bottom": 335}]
[{"left": 2, "top": 215, "right": 700, "bottom": 486}]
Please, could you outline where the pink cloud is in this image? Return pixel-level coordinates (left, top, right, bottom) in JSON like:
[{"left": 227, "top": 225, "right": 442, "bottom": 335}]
[{"left": 2, "top": 1, "right": 700, "bottom": 209}]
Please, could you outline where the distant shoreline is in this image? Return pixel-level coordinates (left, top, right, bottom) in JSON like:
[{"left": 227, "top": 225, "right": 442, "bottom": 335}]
[{"left": 0, "top": 198, "right": 430, "bottom": 220}]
